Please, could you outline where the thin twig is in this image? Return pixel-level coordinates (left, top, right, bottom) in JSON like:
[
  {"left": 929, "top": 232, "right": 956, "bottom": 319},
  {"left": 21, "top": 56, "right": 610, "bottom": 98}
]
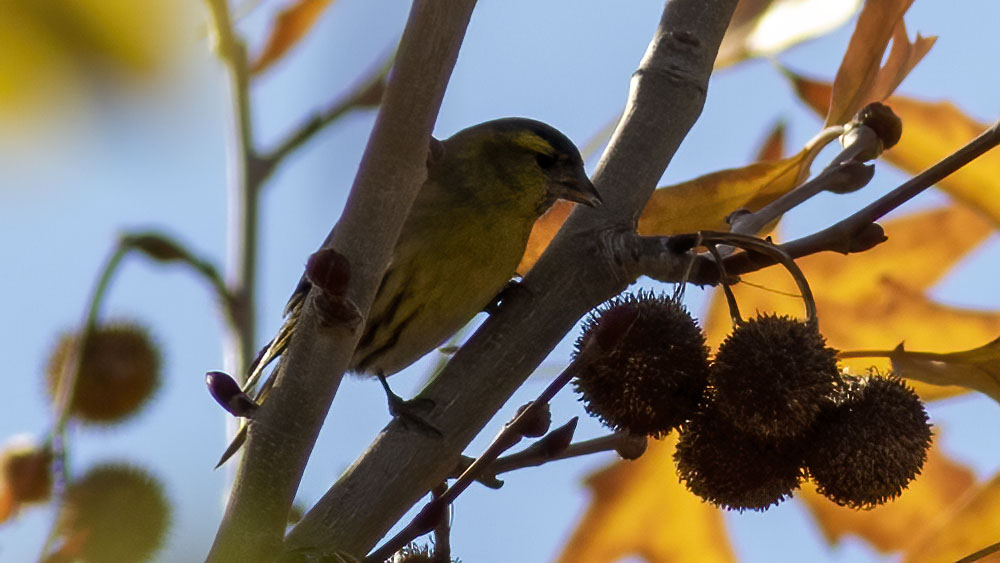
[
  {"left": 956, "top": 540, "right": 1000, "bottom": 563},
  {"left": 38, "top": 242, "right": 128, "bottom": 561},
  {"left": 705, "top": 241, "right": 742, "bottom": 324},
  {"left": 728, "top": 125, "right": 875, "bottom": 237},
  {"left": 365, "top": 353, "right": 588, "bottom": 562},
  {"left": 259, "top": 52, "right": 394, "bottom": 181},
  {"left": 204, "top": 0, "right": 261, "bottom": 382},
  {"left": 452, "top": 432, "right": 646, "bottom": 486}
]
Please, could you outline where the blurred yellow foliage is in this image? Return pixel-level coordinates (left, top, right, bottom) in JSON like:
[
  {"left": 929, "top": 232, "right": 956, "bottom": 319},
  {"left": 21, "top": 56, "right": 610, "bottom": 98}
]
[
  {"left": 0, "top": 0, "right": 182, "bottom": 124},
  {"left": 557, "top": 436, "right": 734, "bottom": 563}
]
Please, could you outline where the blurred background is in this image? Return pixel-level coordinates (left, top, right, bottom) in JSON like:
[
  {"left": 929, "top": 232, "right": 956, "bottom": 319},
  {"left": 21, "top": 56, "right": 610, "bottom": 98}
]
[{"left": 1, "top": 1, "right": 998, "bottom": 561}]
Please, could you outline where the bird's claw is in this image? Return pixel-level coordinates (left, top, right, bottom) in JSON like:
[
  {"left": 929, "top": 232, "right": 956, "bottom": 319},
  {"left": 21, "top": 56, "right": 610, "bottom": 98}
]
[{"left": 379, "top": 375, "right": 443, "bottom": 437}]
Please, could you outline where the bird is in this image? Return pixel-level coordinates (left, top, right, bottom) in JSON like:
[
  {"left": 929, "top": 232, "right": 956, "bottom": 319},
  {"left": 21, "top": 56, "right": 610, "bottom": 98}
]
[{"left": 216, "top": 117, "right": 601, "bottom": 467}]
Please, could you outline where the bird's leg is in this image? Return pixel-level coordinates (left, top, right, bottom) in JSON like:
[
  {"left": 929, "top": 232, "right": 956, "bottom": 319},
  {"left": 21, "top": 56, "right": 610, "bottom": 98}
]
[
  {"left": 377, "top": 374, "right": 442, "bottom": 437},
  {"left": 483, "top": 279, "right": 530, "bottom": 315}
]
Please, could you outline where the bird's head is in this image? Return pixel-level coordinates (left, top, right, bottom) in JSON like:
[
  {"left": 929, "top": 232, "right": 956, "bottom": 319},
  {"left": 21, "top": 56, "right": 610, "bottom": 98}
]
[{"left": 438, "top": 118, "right": 602, "bottom": 215}]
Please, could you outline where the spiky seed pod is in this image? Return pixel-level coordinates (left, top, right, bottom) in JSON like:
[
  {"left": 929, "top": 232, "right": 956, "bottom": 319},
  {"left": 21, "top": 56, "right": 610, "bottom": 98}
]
[
  {"left": 674, "top": 411, "right": 805, "bottom": 511},
  {"left": 46, "top": 323, "right": 161, "bottom": 424},
  {"left": 805, "top": 374, "right": 932, "bottom": 509},
  {"left": 0, "top": 438, "right": 53, "bottom": 519},
  {"left": 393, "top": 543, "right": 435, "bottom": 562},
  {"left": 573, "top": 291, "right": 710, "bottom": 437},
  {"left": 56, "top": 464, "right": 170, "bottom": 563},
  {"left": 710, "top": 314, "right": 839, "bottom": 440}
]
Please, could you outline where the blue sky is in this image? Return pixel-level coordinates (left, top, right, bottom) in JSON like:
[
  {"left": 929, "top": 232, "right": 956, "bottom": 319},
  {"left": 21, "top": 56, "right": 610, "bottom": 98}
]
[{"left": 2, "top": 1, "right": 999, "bottom": 561}]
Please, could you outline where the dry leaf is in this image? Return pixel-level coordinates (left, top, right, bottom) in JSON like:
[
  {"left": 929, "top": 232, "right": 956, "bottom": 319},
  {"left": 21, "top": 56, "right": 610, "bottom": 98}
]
[
  {"left": 799, "top": 443, "right": 976, "bottom": 553},
  {"left": 868, "top": 19, "right": 936, "bottom": 104},
  {"left": 754, "top": 120, "right": 787, "bottom": 162},
  {"left": 883, "top": 338, "right": 1000, "bottom": 403},
  {"left": 878, "top": 96, "right": 1000, "bottom": 226},
  {"left": 639, "top": 150, "right": 811, "bottom": 236},
  {"left": 826, "top": 0, "right": 917, "bottom": 125},
  {"left": 251, "top": 0, "right": 335, "bottom": 75},
  {"left": 557, "top": 437, "right": 734, "bottom": 563}
]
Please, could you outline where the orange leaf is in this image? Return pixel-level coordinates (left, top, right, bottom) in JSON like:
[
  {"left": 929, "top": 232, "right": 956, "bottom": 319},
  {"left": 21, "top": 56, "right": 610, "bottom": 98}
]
[
  {"left": 903, "top": 472, "right": 1000, "bottom": 562},
  {"left": 880, "top": 96, "right": 1000, "bottom": 226},
  {"left": 557, "top": 436, "right": 734, "bottom": 563},
  {"left": 799, "top": 443, "right": 976, "bottom": 553},
  {"left": 702, "top": 204, "right": 997, "bottom": 400},
  {"left": 518, "top": 200, "right": 574, "bottom": 275},
  {"left": 869, "top": 19, "right": 936, "bottom": 104},
  {"left": 826, "top": 0, "right": 914, "bottom": 125},
  {"left": 754, "top": 119, "right": 786, "bottom": 162},
  {"left": 251, "top": 0, "right": 335, "bottom": 75}
]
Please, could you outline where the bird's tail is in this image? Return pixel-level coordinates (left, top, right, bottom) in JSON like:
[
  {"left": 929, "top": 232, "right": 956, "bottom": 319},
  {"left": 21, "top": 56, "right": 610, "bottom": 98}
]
[{"left": 215, "top": 279, "right": 310, "bottom": 468}]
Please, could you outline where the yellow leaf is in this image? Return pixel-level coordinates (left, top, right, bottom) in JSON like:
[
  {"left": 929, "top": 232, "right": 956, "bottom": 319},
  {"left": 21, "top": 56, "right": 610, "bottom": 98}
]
[
  {"left": 557, "top": 437, "right": 734, "bottom": 563},
  {"left": 0, "top": 0, "right": 180, "bottom": 123},
  {"left": 251, "top": 0, "right": 335, "bottom": 76},
  {"left": 880, "top": 96, "right": 1000, "bottom": 227},
  {"left": 903, "top": 472, "right": 1000, "bottom": 563},
  {"left": 865, "top": 337, "right": 1000, "bottom": 404},
  {"left": 826, "top": 0, "right": 920, "bottom": 125},
  {"left": 716, "top": 0, "right": 862, "bottom": 69},
  {"left": 638, "top": 150, "right": 809, "bottom": 236},
  {"left": 799, "top": 443, "right": 976, "bottom": 553}
]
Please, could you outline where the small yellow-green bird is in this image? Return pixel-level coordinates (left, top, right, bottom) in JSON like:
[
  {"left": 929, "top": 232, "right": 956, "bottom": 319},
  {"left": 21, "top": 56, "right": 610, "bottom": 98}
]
[{"left": 217, "top": 117, "right": 600, "bottom": 466}]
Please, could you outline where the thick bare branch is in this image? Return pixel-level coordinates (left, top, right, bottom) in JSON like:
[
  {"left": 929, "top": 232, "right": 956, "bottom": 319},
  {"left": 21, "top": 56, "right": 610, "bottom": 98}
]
[
  {"left": 282, "top": 0, "right": 738, "bottom": 558},
  {"left": 207, "top": 1, "right": 478, "bottom": 561}
]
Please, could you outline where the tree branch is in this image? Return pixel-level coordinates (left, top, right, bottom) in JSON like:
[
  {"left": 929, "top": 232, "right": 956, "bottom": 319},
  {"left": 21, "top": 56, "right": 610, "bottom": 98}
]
[
  {"left": 207, "top": 1, "right": 478, "bottom": 561},
  {"left": 282, "top": 0, "right": 738, "bottom": 558},
  {"left": 257, "top": 53, "right": 393, "bottom": 183},
  {"left": 204, "top": 0, "right": 263, "bottom": 380}
]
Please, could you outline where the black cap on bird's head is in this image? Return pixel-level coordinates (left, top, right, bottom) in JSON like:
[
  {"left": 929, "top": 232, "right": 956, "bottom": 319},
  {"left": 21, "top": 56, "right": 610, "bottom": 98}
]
[
  {"left": 450, "top": 117, "right": 603, "bottom": 209},
  {"left": 492, "top": 118, "right": 601, "bottom": 208}
]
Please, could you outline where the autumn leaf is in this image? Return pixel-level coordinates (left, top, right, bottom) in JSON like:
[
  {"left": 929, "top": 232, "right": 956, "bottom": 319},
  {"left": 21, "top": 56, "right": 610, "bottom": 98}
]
[
  {"left": 754, "top": 120, "right": 786, "bottom": 162},
  {"left": 702, "top": 204, "right": 997, "bottom": 401},
  {"left": 0, "top": 0, "right": 180, "bottom": 122},
  {"left": 824, "top": 0, "right": 936, "bottom": 125},
  {"left": 868, "top": 20, "right": 936, "bottom": 105},
  {"left": 799, "top": 443, "right": 976, "bottom": 554},
  {"left": 903, "top": 472, "right": 1000, "bottom": 563},
  {"left": 716, "top": 0, "right": 862, "bottom": 69},
  {"left": 251, "top": 0, "right": 336, "bottom": 76},
  {"left": 838, "top": 337, "right": 1000, "bottom": 404},
  {"left": 877, "top": 97, "right": 1000, "bottom": 226},
  {"left": 557, "top": 436, "right": 734, "bottom": 563}
]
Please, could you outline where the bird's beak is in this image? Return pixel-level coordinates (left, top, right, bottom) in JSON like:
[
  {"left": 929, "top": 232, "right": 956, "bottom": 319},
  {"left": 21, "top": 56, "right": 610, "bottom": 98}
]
[{"left": 554, "top": 168, "right": 603, "bottom": 208}]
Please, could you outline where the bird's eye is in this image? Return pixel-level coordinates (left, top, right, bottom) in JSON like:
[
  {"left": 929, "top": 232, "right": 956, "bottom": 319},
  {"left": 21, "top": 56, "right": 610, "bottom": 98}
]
[{"left": 535, "top": 153, "right": 558, "bottom": 169}]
